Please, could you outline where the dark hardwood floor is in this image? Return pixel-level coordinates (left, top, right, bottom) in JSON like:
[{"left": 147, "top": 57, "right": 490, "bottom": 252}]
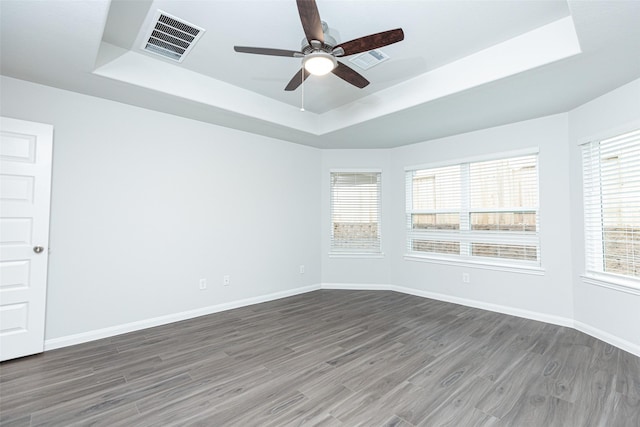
[{"left": 1, "top": 290, "right": 638, "bottom": 426}]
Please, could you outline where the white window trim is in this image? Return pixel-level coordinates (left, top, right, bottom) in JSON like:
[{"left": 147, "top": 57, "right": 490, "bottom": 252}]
[
  {"left": 581, "top": 273, "right": 640, "bottom": 296},
  {"left": 329, "top": 169, "right": 383, "bottom": 257},
  {"left": 575, "top": 118, "right": 640, "bottom": 146},
  {"left": 405, "top": 254, "right": 545, "bottom": 275},
  {"left": 580, "top": 126, "right": 640, "bottom": 287},
  {"left": 405, "top": 148, "right": 541, "bottom": 268},
  {"left": 329, "top": 252, "right": 385, "bottom": 259},
  {"left": 581, "top": 142, "right": 605, "bottom": 274},
  {"left": 405, "top": 147, "right": 540, "bottom": 172},
  {"left": 330, "top": 168, "right": 382, "bottom": 173}
]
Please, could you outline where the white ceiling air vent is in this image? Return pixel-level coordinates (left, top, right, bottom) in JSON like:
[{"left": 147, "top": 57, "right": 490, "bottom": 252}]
[
  {"left": 349, "top": 49, "right": 389, "bottom": 70},
  {"left": 141, "top": 10, "right": 205, "bottom": 62}
]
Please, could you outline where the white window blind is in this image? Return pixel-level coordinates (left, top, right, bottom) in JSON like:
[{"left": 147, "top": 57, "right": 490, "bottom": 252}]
[
  {"left": 406, "top": 165, "right": 462, "bottom": 255},
  {"left": 331, "top": 171, "right": 381, "bottom": 254},
  {"left": 582, "top": 128, "right": 640, "bottom": 281},
  {"left": 468, "top": 156, "right": 539, "bottom": 262},
  {"left": 406, "top": 153, "right": 540, "bottom": 266}
]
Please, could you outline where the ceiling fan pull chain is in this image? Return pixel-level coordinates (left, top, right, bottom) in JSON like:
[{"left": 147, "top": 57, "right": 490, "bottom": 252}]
[{"left": 300, "top": 68, "right": 305, "bottom": 112}]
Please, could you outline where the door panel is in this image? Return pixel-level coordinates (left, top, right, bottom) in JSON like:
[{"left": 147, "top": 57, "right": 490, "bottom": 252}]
[{"left": 0, "top": 117, "right": 53, "bottom": 361}]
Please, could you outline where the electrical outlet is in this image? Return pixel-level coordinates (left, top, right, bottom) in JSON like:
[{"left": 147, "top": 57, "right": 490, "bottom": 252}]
[
  {"left": 223, "top": 275, "right": 230, "bottom": 286},
  {"left": 299, "top": 265, "right": 305, "bottom": 274},
  {"left": 462, "top": 273, "right": 470, "bottom": 283},
  {"left": 199, "top": 278, "right": 207, "bottom": 290}
]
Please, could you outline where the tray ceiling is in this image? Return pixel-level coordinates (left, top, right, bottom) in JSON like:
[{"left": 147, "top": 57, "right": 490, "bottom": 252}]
[{"left": 1, "top": 0, "right": 640, "bottom": 148}]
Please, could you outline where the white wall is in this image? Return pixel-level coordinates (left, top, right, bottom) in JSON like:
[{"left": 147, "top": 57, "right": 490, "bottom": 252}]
[
  {"left": 320, "top": 149, "right": 392, "bottom": 285},
  {"left": 568, "top": 78, "right": 640, "bottom": 351},
  {"left": 322, "top": 114, "right": 573, "bottom": 323},
  {"left": 387, "top": 114, "right": 574, "bottom": 320},
  {"left": 319, "top": 80, "right": 640, "bottom": 355},
  {"left": 320, "top": 115, "right": 575, "bottom": 321},
  {"left": 0, "top": 76, "right": 321, "bottom": 342},
  {"left": 3, "top": 74, "right": 639, "bottom": 356}
]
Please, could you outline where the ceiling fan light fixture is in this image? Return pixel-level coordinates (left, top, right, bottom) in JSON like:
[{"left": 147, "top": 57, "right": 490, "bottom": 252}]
[{"left": 303, "top": 52, "right": 337, "bottom": 76}]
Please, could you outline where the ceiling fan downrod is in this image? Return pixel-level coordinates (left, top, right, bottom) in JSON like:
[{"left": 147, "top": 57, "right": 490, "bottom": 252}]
[{"left": 300, "top": 67, "right": 305, "bottom": 112}]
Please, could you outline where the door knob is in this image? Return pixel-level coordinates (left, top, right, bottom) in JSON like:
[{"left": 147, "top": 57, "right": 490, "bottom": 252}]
[{"left": 33, "top": 246, "right": 44, "bottom": 254}]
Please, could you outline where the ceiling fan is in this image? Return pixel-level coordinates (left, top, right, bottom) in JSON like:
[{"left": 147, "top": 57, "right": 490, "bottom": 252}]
[{"left": 233, "top": 0, "right": 404, "bottom": 91}]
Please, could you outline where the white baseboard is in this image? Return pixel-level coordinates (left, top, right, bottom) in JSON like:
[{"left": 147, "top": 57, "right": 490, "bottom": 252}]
[
  {"left": 573, "top": 321, "right": 640, "bottom": 357},
  {"left": 320, "top": 282, "right": 574, "bottom": 327},
  {"left": 44, "top": 284, "right": 321, "bottom": 351},
  {"left": 319, "top": 282, "right": 640, "bottom": 357},
  {"left": 45, "top": 282, "right": 639, "bottom": 358},
  {"left": 320, "top": 283, "right": 392, "bottom": 291},
  {"left": 390, "top": 285, "right": 575, "bottom": 328}
]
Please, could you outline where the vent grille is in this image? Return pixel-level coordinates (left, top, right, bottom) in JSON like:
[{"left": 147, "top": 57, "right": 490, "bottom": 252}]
[
  {"left": 349, "top": 49, "right": 389, "bottom": 70},
  {"left": 141, "top": 10, "right": 205, "bottom": 62}
]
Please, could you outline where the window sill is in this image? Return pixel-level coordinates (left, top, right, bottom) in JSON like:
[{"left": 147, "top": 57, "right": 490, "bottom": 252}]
[
  {"left": 329, "top": 252, "right": 385, "bottom": 259},
  {"left": 580, "top": 274, "right": 640, "bottom": 296},
  {"left": 404, "top": 254, "right": 545, "bottom": 275}
]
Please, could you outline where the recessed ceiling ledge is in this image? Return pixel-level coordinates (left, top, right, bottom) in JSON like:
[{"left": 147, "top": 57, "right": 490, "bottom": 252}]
[
  {"left": 93, "top": 15, "right": 581, "bottom": 138},
  {"left": 93, "top": 42, "right": 321, "bottom": 134},
  {"left": 317, "top": 16, "right": 582, "bottom": 135}
]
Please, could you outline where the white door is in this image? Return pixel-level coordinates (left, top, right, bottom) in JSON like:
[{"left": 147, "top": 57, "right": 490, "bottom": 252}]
[{"left": 0, "top": 117, "right": 53, "bottom": 361}]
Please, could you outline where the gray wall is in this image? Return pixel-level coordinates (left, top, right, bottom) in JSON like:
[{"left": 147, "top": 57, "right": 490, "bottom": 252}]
[
  {"left": 2, "top": 75, "right": 639, "bottom": 355},
  {"left": 1, "top": 76, "right": 322, "bottom": 341},
  {"left": 320, "top": 149, "right": 392, "bottom": 285},
  {"left": 320, "top": 115, "right": 574, "bottom": 321},
  {"left": 568, "top": 78, "right": 640, "bottom": 349},
  {"left": 389, "top": 114, "right": 574, "bottom": 319}
]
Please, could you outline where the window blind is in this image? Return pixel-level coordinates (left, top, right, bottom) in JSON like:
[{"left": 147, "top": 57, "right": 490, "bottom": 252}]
[
  {"left": 330, "top": 171, "right": 381, "bottom": 253},
  {"left": 406, "top": 165, "right": 461, "bottom": 254},
  {"left": 582, "top": 128, "right": 640, "bottom": 280},
  {"left": 406, "top": 152, "right": 540, "bottom": 266},
  {"left": 468, "top": 155, "right": 540, "bottom": 262}
]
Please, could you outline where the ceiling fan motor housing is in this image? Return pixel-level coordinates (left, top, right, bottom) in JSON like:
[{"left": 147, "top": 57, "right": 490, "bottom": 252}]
[{"left": 300, "top": 21, "right": 337, "bottom": 54}]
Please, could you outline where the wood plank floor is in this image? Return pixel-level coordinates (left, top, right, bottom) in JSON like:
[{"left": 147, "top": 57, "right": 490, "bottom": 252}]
[{"left": 1, "top": 290, "right": 638, "bottom": 426}]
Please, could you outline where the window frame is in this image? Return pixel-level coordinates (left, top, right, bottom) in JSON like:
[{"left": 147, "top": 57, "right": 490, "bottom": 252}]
[
  {"left": 404, "top": 148, "right": 543, "bottom": 274},
  {"left": 329, "top": 169, "right": 383, "bottom": 258},
  {"left": 581, "top": 126, "right": 640, "bottom": 292}
]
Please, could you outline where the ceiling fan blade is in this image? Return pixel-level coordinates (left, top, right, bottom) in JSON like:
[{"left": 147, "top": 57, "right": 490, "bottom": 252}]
[
  {"left": 285, "top": 68, "right": 311, "bottom": 91},
  {"left": 333, "top": 28, "right": 404, "bottom": 56},
  {"left": 234, "top": 46, "right": 303, "bottom": 57},
  {"left": 296, "top": 0, "right": 324, "bottom": 43},
  {"left": 331, "top": 62, "right": 369, "bottom": 88}
]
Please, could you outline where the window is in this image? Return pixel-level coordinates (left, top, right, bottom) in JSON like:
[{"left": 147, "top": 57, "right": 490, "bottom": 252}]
[
  {"left": 330, "top": 171, "right": 382, "bottom": 254},
  {"left": 582, "top": 128, "right": 640, "bottom": 282},
  {"left": 406, "top": 152, "right": 540, "bottom": 267}
]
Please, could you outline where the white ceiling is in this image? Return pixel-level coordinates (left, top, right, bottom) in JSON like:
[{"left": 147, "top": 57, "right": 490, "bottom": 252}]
[{"left": 1, "top": 0, "right": 640, "bottom": 149}]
